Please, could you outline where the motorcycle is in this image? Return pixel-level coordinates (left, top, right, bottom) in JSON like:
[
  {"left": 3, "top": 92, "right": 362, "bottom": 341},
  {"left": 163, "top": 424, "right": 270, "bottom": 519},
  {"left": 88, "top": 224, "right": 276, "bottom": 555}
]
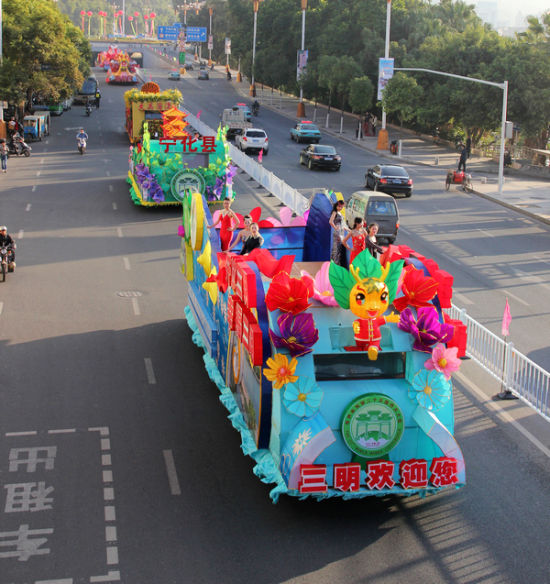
[
  {"left": 77, "top": 138, "right": 87, "bottom": 155},
  {"left": 0, "top": 245, "right": 15, "bottom": 282},
  {"left": 85, "top": 102, "right": 92, "bottom": 116},
  {"left": 8, "top": 138, "right": 31, "bottom": 157}
]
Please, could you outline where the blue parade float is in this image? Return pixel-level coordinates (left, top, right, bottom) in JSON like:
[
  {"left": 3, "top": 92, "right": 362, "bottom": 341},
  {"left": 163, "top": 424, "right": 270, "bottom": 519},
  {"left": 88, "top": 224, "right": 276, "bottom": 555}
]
[{"left": 181, "top": 189, "right": 467, "bottom": 502}]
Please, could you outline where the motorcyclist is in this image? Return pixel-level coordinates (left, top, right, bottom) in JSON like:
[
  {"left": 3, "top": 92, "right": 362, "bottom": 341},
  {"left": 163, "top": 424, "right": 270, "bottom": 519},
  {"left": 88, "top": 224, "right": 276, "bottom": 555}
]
[
  {"left": 10, "top": 132, "right": 27, "bottom": 156},
  {"left": 0, "top": 226, "right": 16, "bottom": 271},
  {"left": 85, "top": 98, "right": 92, "bottom": 115},
  {"left": 76, "top": 128, "right": 88, "bottom": 142},
  {"left": 252, "top": 100, "right": 260, "bottom": 115}
]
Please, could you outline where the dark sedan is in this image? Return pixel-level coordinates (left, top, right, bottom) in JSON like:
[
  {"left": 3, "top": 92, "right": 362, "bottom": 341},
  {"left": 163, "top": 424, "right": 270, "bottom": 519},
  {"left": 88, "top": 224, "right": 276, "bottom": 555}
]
[
  {"left": 299, "top": 144, "right": 341, "bottom": 171},
  {"left": 365, "top": 164, "right": 413, "bottom": 197}
]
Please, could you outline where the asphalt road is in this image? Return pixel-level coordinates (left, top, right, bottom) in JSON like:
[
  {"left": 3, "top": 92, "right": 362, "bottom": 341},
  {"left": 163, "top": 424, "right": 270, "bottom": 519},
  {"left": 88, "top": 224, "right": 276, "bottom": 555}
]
[{"left": 0, "top": 47, "right": 549, "bottom": 584}]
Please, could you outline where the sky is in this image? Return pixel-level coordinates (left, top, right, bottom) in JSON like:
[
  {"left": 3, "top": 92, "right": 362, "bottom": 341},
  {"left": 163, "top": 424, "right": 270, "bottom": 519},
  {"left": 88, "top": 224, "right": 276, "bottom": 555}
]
[{"left": 471, "top": 0, "right": 549, "bottom": 27}]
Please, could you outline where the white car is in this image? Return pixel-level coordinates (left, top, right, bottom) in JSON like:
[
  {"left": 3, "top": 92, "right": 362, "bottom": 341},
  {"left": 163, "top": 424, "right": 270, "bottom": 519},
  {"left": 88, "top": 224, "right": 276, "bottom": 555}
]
[{"left": 235, "top": 128, "right": 269, "bottom": 155}]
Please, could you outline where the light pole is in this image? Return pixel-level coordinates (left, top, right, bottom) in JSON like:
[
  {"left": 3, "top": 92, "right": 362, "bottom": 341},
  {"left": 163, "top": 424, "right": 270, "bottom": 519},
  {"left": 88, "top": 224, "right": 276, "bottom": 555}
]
[
  {"left": 296, "top": 0, "right": 307, "bottom": 118},
  {"left": 208, "top": 7, "right": 213, "bottom": 67},
  {"left": 250, "top": 0, "right": 260, "bottom": 97},
  {"left": 376, "top": 0, "right": 392, "bottom": 151}
]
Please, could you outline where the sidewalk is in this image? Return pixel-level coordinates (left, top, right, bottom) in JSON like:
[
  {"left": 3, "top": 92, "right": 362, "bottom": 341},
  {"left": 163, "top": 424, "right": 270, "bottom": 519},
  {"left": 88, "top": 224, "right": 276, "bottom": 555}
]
[{"left": 231, "top": 75, "right": 550, "bottom": 225}]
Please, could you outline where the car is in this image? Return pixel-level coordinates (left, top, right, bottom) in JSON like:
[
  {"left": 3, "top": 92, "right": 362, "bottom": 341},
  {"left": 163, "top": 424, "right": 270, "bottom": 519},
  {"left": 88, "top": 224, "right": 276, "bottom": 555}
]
[
  {"left": 299, "top": 144, "right": 341, "bottom": 171},
  {"left": 198, "top": 69, "right": 209, "bottom": 80},
  {"left": 168, "top": 71, "right": 181, "bottom": 80},
  {"left": 365, "top": 164, "right": 413, "bottom": 197},
  {"left": 290, "top": 121, "right": 321, "bottom": 143},
  {"left": 235, "top": 128, "right": 269, "bottom": 155},
  {"left": 233, "top": 103, "right": 252, "bottom": 122},
  {"left": 183, "top": 63, "right": 194, "bottom": 71},
  {"left": 345, "top": 191, "right": 400, "bottom": 244}
]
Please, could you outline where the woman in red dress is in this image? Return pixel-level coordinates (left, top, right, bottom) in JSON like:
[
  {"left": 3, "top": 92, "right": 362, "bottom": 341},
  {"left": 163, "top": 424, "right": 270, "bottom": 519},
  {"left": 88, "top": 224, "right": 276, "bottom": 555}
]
[
  {"left": 208, "top": 198, "right": 239, "bottom": 251},
  {"left": 343, "top": 217, "right": 367, "bottom": 264}
]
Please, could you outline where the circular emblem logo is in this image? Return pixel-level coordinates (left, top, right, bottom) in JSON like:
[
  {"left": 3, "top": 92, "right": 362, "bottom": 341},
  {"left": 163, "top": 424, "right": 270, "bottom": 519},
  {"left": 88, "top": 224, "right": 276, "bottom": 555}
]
[
  {"left": 341, "top": 393, "right": 404, "bottom": 458},
  {"left": 170, "top": 169, "right": 206, "bottom": 201}
]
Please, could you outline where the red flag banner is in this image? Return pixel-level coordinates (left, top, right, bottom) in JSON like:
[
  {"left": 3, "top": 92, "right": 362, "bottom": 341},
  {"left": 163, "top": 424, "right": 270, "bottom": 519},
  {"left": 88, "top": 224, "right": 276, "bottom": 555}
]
[{"left": 501, "top": 298, "right": 512, "bottom": 336}]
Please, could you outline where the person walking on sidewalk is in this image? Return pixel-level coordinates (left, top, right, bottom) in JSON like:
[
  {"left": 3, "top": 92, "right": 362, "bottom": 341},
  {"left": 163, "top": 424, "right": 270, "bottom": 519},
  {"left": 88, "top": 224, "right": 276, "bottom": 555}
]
[
  {"left": 0, "top": 139, "right": 8, "bottom": 173},
  {"left": 457, "top": 145, "right": 468, "bottom": 173}
]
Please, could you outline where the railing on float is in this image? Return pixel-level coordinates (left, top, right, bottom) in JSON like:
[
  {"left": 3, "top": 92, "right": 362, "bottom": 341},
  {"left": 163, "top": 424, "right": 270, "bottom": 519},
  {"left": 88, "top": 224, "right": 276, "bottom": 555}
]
[
  {"left": 185, "top": 110, "right": 550, "bottom": 424},
  {"left": 446, "top": 305, "right": 550, "bottom": 423}
]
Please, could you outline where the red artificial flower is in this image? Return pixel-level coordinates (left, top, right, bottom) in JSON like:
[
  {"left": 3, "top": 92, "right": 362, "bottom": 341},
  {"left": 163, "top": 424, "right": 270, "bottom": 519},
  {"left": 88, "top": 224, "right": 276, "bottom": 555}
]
[
  {"left": 265, "top": 271, "right": 313, "bottom": 314},
  {"left": 393, "top": 265, "right": 439, "bottom": 312}
]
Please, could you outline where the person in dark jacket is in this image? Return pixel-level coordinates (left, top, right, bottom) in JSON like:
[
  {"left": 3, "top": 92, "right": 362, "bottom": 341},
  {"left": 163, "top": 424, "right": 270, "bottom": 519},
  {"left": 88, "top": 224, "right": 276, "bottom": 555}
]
[
  {"left": 457, "top": 146, "right": 467, "bottom": 172},
  {"left": 239, "top": 223, "right": 263, "bottom": 255}
]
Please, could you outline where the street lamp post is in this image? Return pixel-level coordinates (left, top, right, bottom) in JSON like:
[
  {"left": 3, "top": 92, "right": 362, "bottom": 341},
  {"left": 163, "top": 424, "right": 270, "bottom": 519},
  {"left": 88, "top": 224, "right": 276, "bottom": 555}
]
[
  {"left": 376, "top": 0, "right": 392, "bottom": 151},
  {"left": 250, "top": 0, "right": 259, "bottom": 97},
  {"left": 296, "top": 0, "right": 307, "bottom": 118},
  {"left": 208, "top": 7, "right": 213, "bottom": 67}
]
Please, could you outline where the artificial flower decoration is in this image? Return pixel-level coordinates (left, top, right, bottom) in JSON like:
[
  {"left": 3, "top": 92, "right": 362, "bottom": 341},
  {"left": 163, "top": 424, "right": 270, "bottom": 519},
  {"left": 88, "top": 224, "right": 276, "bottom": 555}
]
[
  {"left": 283, "top": 378, "right": 323, "bottom": 418},
  {"left": 264, "top": 206, "right": 307, "bottom": 227},
  {"left": 425, "top": 343, "right": 461, "bottom": 380},
  {"left": 393, "top": 265, "right": 439, "bottom": 312},
  {"left": 300, "top": 262, "right": 338, "bottom": 306},
  {"left": 265, "top": 272, "right": 313, "bottom": 314},
  {"left": 269, "top": 313, "right": 319, "bottom": 358},
  {"left": 398, "top": 306, "right": 454, "bottom": 353},
  {"left": 263, "top": 353, "right": 298, "bottom": 389},
  {"left": 409, "top": 369, "right": 451, "bottom": 411}
]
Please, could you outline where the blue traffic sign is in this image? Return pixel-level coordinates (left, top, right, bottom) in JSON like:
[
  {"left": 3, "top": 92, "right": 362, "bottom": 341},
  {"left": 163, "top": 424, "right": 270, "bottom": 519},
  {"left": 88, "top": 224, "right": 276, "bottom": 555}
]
[
  {"left": 157, "top": 26, "right": 179, "bottom": 41},
  {"left": 185, "top": 27, "right": 207, "bottom": 42}
]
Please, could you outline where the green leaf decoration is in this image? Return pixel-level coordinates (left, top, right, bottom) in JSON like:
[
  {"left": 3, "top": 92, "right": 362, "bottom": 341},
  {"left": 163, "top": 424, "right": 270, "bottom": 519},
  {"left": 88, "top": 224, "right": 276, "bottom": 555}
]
[
  {"left": 328, "top": 261, "right": 356, "bottom": 309},
  {"left": 353, "top": 249, "right": 383, "bottom": 280},
  {"left": 385, "top": 259, "right": 404, "bottom": 303}
]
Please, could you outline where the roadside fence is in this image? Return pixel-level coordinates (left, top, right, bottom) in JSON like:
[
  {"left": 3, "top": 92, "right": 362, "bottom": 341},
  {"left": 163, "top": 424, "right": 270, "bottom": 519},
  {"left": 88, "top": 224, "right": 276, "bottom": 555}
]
[{"left": 446, "top": 305, "right": 550, "bottom": 423}]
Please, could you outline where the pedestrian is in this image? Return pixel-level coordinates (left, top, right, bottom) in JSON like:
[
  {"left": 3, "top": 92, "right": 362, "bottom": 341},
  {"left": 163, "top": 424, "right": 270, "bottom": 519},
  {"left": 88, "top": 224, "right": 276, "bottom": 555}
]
[
  {"left": 371, "top": 116, "right": 377, "bottom": 136},
  {"left": 457, "top": 145, "right": 467, "bottom": 173},
  {"left": 0, "top": 139, "right": 8, "bottom": 173},
  {"left": 329, "top": 199, "right": 349, "bottom": 268},
  {"left": 465, "top": 136, "right": 471, "bottom": 158},
  {"left": 95, "top": 89, "right": 101, "bottom": 109},
  {"left": 365, "top": 223, "right": 384, "bottom": 259}
]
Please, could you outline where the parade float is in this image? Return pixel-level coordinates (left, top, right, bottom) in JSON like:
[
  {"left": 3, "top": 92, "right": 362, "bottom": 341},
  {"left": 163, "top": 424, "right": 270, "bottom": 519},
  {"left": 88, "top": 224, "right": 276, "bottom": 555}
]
[
  {"left": 105, "top": 50, "right": 139, "bottom": 85},
  {"left": 126, "top": 83, "right": 235, "bottom": 207},
  {"left": 96, "top": 45, "right": 125, "bottom": 70},
  {"left": 181, "top": 190, "right": 467, "bottom": 502}
]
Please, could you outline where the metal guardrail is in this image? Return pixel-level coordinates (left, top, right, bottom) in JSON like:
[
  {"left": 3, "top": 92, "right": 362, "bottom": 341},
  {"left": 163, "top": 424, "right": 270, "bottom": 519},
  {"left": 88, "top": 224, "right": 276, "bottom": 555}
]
[
  {"left": 446, "top": 305, "right": 550, "bottom": 422},
  {"left": 184, "top": 109, "right": 550, "bottom": 423},
  {"left": 183, "top": 109, "right": 309, "bottom": 216}
]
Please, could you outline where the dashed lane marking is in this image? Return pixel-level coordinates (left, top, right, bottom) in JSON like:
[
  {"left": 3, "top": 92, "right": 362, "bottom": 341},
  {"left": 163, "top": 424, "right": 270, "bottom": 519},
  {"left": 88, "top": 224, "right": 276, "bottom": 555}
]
[
  {"left": 26, "top": 203, "right": 32, "bottom": 211},
  {"left": 163, "top": 449, "right": 182, "bottom": 495},
  {"left": 144, "top": 358, "right": 156, "bottom": 385}
]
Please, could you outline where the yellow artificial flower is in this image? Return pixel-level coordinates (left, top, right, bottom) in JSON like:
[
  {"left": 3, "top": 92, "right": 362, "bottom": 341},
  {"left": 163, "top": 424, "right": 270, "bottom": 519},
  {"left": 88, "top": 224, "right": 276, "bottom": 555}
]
[{"left": 263, "top": 353, "right": 298, "bottom": 389}]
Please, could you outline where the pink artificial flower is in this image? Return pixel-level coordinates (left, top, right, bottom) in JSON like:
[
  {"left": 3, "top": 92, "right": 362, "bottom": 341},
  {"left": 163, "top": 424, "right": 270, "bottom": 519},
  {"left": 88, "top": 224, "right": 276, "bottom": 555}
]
[
  {"left": 424, "top": 344, "right": 461, "bottom": 380},
  {"left": 300, "top": 262, "right": 338, "bottom": 306},
  {"left": 264, "top": 206, "right": 307, "bottom": 227}
]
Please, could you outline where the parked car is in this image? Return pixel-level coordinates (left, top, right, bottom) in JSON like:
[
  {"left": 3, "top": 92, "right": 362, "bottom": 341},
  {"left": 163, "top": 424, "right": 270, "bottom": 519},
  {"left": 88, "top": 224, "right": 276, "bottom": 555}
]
[
  {"left": 198, "top": 69, "right": 209, "bottom": 80},
  {"left": 168, "top": 71, "right": 181, "bottom": 80},
  {"left": 290, "top": 121, "right": 321, "bottom": 143},
  {"left": 365, "top": 164, "right": 413, "bottom": 197},
  {"left": 345, "top": 191, "right": 400, "bottom": 244},
  {"left": 235, "top": 128, "right": 269, "bottom": 155},
  {"left": 233, "top": 103, "right": 252, "bottom": 122},
  {"left": 299, "top": 144, "right": 341, "bottom": 171}
]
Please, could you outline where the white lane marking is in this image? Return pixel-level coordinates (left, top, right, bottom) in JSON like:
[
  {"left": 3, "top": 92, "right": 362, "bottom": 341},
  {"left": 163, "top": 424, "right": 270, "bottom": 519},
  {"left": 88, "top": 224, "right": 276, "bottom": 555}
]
[
  {"left": 106, "top": 170, "right": 111, "bottom": 177},
  {"left": 17, "top": 229, "right": 24, "bottom": 239},
  {"left": 500, "top": 288, "right": 529, "bottom": 307},
  {"left": 106, "top": 546, "right": 119, "bottom": 565},
  {"left": 40, "top": 158, "right": 45, "bottom": 165},
  {"left": 90, "top": 570, "right": 120, "bottom": 582},
  {"left": 144, "top": 358, "right": 156, "bottom": 384},
  {"left": 106, "top": 526, "right": 117, "bottom": 541},
  {"left": 109, "top": 185, "right": 114, "bottom": 192},
  {"left": 105, "top": 506, "right": 116, "bottom": 521},
  {"left": 45, "top": 140, "right": 49, "bottom": 145},
  {"left": 452, "top": 291, "right": 474, "bottom": 305},
  {"left": 102, "top": 454, "right": 112, "bottom": 465},
  {"left": 132, "top": 297, "right": 141, "bottom": 316},
  {"left": 0, "top": 302, "right": 3, "bottom": 315},
  {"left": 123, "top": 257, "right": 131, "bottom": 271},
  {"left": 48, "top": 428, "right": 76, "bottom": 434},
  {"left": 103, "top": 470, "right": 113, "bottom": 483},
  {"left": 112, "top": 202, "right": 118, "bottom": 211},
  {"left": 104, "top": 487, "right": 115, "bottom": 500},
  {"left": 163, "top": 449, "right": 182, "bottom": 495},
  {"left": 32, "top": 185, "right": 37, "bottom": 192},
  {"left": 36, "top": 579, "right": 73, "bottom": 584},
  {"left": 511, "top": 267, "right": 550, "bottom": 292},
  {"left": 89, "top": 426, "right": 109, "bottom": 435},
  {"left": 26, "top": 203, "right": 32, "bottom": 211},
  {"left": 455, "top": 371, "right": 550, "bottom": 460},
  {"left": 101, "top": 438, "right": 111, "bottom": 450},
  {"left": 5, "top": 431, "right": 37, "bottom": 436},
  {"left": 36, "top": 171, "right": 41, "bottom": 177},
  {"left": 116, "top": 227, "right": 123, "bottom": 238}
]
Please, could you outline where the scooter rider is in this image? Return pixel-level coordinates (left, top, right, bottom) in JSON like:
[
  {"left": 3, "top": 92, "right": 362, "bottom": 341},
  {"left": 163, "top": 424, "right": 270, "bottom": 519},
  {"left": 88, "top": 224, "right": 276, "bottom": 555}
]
[
  {"left": 85, "top": 98, "right": 92, "bottom": 115},
  {"left": 76, "top": 128, "right": 88, "bottom": 142},
  {"left": 0, "top": 226, "right": 16, "bottom": 271},
  {"left": 252, "top": 100, "right": 260, "bottom": 115}
]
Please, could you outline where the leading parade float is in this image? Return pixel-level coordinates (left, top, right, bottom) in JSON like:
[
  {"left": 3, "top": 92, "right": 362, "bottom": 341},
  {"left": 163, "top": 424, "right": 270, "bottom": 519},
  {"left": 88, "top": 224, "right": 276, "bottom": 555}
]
[
  {"left": 181, "top": 189, "right": 468, "bottom": 502},
  {"left": 97, "top": 45, "right": 140, "bottom": 84}
]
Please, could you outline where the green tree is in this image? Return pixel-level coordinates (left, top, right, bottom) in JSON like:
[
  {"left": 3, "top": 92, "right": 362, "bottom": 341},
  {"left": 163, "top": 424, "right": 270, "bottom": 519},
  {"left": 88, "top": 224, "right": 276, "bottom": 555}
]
[
  {"left": 0, "top": 0, "right": 89, "bottom": 107},
  {"left": 349, "top": 76, "right": 375, "bottom": 115},
  {"left": 382, "top": 73, "right": 424, "bottom": 126}
]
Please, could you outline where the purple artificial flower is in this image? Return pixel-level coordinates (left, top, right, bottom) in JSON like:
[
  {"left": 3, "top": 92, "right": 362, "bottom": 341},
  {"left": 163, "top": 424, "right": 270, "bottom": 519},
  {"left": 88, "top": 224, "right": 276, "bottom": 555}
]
[
  {"left": 269, "top": 312, "right": 319, "bottom": 358},
  {"left": 398, "top": 306, "right": 454, "bottom": 353}
]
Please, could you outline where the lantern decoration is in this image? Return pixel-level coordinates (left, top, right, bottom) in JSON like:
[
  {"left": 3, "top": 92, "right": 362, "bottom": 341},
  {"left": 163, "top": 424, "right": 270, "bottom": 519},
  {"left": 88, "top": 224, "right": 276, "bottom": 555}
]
[
  {"left": 149, "top": 12, "right": 157, "bottom": 36},
  {"left": 80, "top": 10, "right": 86, "bottom": 32},
  {"left": 128, "top": 15, "right": 136, "bottom": 36},
  {"left": 87, "top": 11, "right": 93, "bottom": 37},
  {"left": 143, "top": 14, "right": 149, "bottom": 36},
  {"left": 116, "top": 10, "right": 123, "bottom": 35}
]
